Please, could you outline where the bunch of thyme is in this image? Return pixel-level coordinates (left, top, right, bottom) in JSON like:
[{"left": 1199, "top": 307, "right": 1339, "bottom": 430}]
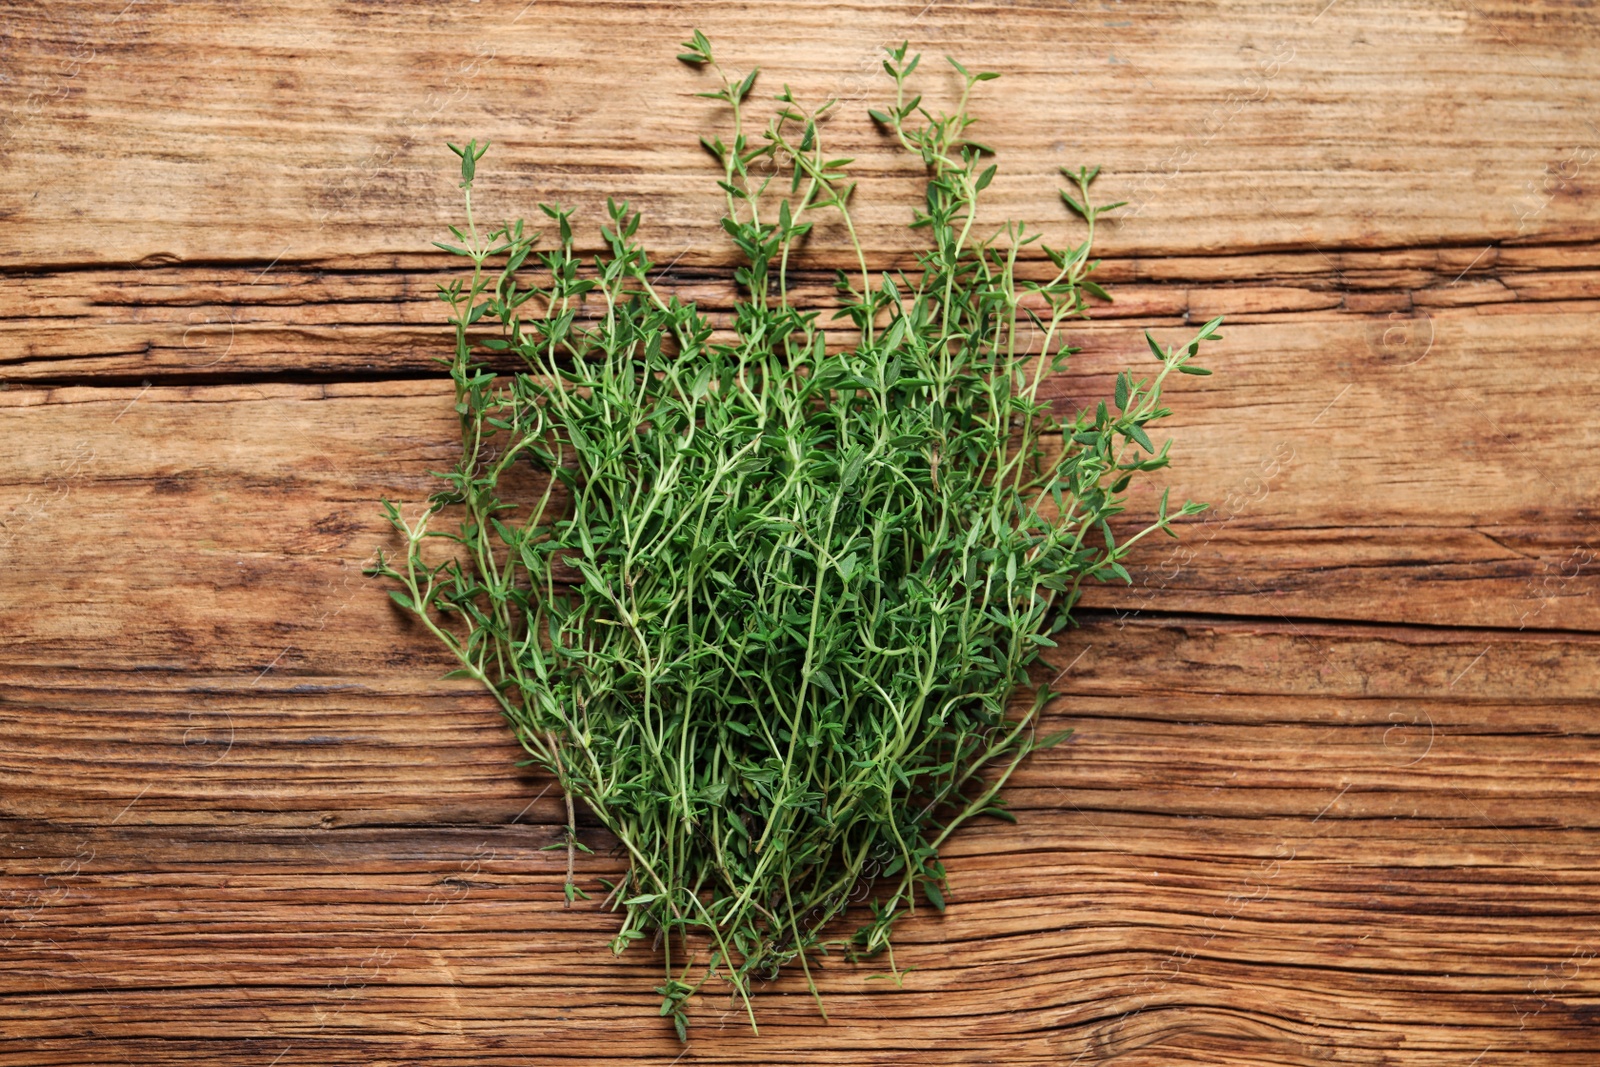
[{"left": 370, "top": 34, "right": 1219, "bottom": 1039}]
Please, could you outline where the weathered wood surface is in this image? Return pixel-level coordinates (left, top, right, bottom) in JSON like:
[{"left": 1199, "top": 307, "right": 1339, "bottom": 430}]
[{"left": 4, "top": 1, "right": 1600, "bottom": 1064}]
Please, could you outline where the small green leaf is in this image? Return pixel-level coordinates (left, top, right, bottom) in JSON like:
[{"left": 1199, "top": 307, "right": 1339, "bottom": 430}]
[
  {"left": 1032, "top": 728, "right": 1075, "bottom": 751},
  {"left": 1144, "top": 331, "right": 1167, "bottom": 362}
]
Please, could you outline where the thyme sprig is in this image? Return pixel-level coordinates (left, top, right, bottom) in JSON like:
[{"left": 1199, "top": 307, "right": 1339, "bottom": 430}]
[{"left": 370, "top": 35, "right": 1219, "bottom": 1040}]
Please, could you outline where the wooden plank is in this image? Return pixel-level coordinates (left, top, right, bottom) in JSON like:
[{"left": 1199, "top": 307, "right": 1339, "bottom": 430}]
[
  {"left": 1, "top": 1, "right": 1596, "bottom": 268},
  {"left": 4, "top": 244, "right": 1598, "bottom": 382},
  {"left": 6, "top": 608, "right": 1600, "bottom": 824},
  {"left": 1, "top": 817, "right": 1596, "bottom": 1064},
  {"left": 4, "top": 317, "right": 1599, "bottom": 641}
]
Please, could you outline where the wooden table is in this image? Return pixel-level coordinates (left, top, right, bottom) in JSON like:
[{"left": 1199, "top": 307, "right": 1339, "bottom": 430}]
[{"left": 4, "top": 2, "right": 1598, "bottom": 1063}]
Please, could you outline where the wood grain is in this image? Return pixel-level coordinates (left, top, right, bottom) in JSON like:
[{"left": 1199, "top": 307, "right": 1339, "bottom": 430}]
[{"left": 3, "top": 0, "right": 1599, "bottom": 1063}]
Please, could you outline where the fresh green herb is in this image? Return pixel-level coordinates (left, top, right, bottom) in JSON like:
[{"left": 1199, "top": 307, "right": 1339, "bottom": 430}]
[{"left": 370, "top": 35, "right": 1218, "bottom": 1039}]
